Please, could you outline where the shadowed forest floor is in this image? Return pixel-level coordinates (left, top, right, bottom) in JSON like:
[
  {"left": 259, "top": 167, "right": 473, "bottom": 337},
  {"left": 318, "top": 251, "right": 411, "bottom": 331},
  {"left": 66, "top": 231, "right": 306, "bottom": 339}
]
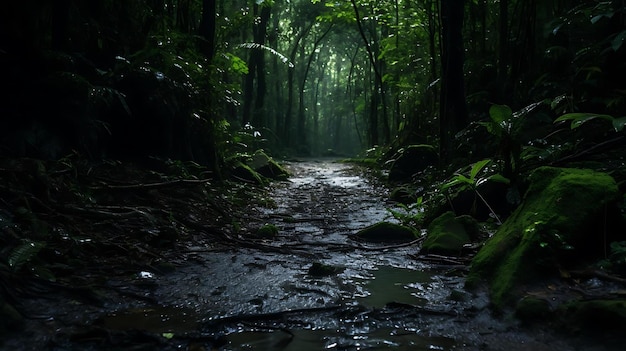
[{"left": 1, "top": 158, "right": 624, "bottom": 350}]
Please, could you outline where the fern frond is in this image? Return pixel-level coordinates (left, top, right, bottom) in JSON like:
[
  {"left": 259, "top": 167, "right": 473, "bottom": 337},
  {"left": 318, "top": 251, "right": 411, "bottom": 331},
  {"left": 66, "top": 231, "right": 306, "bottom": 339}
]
[{"left": 236, "top": 43, "right": 294, "bottom": 68}]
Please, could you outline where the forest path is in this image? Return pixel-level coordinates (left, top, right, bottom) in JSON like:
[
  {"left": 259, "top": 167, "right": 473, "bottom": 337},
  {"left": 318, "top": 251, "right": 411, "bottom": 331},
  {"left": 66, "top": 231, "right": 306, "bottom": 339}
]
[
  {"left": 144, "top": 159, "right": 593, "bottom": 350},
  {"left": 6, "top": 159, "right": 614, "bottom": 350}
]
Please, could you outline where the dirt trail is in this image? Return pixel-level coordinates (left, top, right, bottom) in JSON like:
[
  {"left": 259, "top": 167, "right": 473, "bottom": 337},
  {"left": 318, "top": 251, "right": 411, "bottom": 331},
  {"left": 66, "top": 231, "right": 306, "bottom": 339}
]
[{"left": 5, "top": 159, "right": 622, "bottom": 350}]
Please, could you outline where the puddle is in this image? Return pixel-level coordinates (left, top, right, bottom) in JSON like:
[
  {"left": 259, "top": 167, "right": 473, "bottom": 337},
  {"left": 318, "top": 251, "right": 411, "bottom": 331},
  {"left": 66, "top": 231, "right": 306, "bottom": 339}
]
[{"left": 357, "top": 266, "right": 433, "bottom": 308}]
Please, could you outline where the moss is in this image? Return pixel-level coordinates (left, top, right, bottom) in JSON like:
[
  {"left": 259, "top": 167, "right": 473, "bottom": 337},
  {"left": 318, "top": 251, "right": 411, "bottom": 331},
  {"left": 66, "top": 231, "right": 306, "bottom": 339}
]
[
  {"left": 468, "top": 167, "right": 620, "bottom": 309},
  {"left": 353, "top": 222, "right": 418, "bottom": 243},
  {"left": 557, "top": 299, "right": 626, "bottom": 332},
  {"left": 231, "top": 161, "right": 266, "bottom": 185},
  {"left": 515, "top": 296, "right": 552, "bottom": 323},
  {"left": 256, "top": 224, "right": 279, "bottom": 238},
  {"left": 249, "top": 150, "right": 290, "bottom": 180},
  {"left": 422, "top": 211, "right": 472, "bottom": 255}
]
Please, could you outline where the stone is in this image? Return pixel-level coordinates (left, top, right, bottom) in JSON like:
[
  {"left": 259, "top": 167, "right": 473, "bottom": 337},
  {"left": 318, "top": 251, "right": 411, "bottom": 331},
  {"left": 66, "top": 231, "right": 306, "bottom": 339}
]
[
  {"left": 422, "top": 211, "right": 473, "bottom": 256},
  {"left": 467, "top": 167, "right": 621, "bottom": 309},
  {"left": 353, "top": 222, "right": 418, "bottom": 243}
]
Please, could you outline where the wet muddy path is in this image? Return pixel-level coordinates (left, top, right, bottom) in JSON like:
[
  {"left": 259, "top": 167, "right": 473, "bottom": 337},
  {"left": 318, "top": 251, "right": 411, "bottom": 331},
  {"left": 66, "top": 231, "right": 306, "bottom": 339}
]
[{"left": 8, "top": 159, "right": 619, "bottom": 350}]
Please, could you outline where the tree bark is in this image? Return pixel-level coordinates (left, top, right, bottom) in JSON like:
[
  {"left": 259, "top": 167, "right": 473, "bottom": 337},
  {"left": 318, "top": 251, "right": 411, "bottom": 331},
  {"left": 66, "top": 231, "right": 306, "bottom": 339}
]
[
  {"left": 198, "top": 0, "right": 216, "bottom": 61},
  {"left": 439, "top": 0, "right": 468, "bottom": 164}
]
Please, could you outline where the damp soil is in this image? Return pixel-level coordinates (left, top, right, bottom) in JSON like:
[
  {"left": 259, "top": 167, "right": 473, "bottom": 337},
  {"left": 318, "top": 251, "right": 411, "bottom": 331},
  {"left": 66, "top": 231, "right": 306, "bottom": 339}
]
[{"left": 3, "top": 158, "right": 623, "bottom": 350}]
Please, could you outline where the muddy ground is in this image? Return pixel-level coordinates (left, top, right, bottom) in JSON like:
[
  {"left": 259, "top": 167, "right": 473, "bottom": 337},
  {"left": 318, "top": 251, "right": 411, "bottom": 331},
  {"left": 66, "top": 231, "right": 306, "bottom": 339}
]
[{"left": 2, "top": 158, "right": 624, "bottom": 350}]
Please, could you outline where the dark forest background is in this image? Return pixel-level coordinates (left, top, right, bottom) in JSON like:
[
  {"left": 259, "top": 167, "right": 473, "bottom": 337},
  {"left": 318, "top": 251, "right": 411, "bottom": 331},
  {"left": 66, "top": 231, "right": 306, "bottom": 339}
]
[{"left": 1, "top": 0, "right": 624, "bottom": 172}]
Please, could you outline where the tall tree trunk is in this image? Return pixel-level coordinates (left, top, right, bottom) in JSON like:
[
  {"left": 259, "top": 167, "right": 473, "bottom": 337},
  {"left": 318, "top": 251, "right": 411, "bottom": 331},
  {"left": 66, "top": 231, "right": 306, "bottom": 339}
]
[
  {"left": 439, "top": 0, "right": 467, "bottom": 164},
  {"left": 284, "top": 21, "right": 314, "bottom": 147},
  {"left": 242, "top": 4, "right": 271, "bottom": 126},
  {"left": 350, "top": 0, "right": 388, "bottom": 147},
  {"left": 297, "top": 24, "right": 333, "bottom": 152},
  {"left": 497, "top": 0, "right": 509, "bottom": 103},
  {"left": 198, "top": 0, "right": 219, "bottom": 176},
  {"left": 198, "top": 0, "right": 216, "bottom": 61},
  {"left": 427, "top": 0, "right": 439, "bottom": 129}
]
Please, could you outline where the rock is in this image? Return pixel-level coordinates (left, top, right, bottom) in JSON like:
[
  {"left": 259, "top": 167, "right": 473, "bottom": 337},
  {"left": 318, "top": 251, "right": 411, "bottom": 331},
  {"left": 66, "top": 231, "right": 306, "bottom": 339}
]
[
  {"left": 422, "top": 212, "right": 476, "bottom": 256},
  {"left": 515, "top": 296, "right": 552, "bottom": 323},
  {"left": 467, "top": 167, "right": 621, "bottom": 309},
  {"left": 255, "top": 224, "right": 279, "bottom": 239},
  {"left": 353, "top": 222, "right": 418, "bottom": 243},
  {"left": 389, "top": 186, "right": 416, "bottom": 204},
  {"left": 231, "top": 161, "right": 265, "bottom": 185},
  {"left": 308, "top": 262, "right": 343, "bottom": 277},
  {"left": 388, "top": 145, "right": 438, "bottom": 182},
  {"left": 248, "top": 150, "right": 289, "bottom": 180},
  {"left": 557, "top": 299, "right": 626, "bottom": 332}
]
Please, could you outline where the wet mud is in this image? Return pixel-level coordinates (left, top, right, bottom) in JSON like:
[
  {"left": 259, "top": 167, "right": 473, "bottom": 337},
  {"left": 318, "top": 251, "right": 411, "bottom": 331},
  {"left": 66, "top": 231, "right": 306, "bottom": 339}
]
[{"left": 6, "top": 159, "right": 623, "bottom": 350}]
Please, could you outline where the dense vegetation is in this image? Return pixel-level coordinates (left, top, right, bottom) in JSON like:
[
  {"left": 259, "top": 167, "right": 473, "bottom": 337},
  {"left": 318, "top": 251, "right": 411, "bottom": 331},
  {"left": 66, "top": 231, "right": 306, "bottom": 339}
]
[{"left": 1, "top": 0, "right": 626, "bottom": 345}]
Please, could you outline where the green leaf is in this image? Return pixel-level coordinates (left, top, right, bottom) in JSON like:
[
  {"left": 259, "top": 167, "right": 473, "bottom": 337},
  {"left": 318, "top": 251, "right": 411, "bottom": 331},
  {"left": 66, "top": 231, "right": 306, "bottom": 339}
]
[
  {"left": 440, "top": 178, "right": 463, "bottom": 191},
  {"left": 612, "top": 117, "right": 626, "bottom": 132},
  {"left": 8, "top": 241, "right": 46, "bottom": 271},
  {"left": 470, "top": 159, "right": 491, "bottom": 181},
  {"left": 486, "top": 173, "right": 511, "bottom": 184},
  {"left": 226, "top": 53, "right": 249, "bottom": 74},
  {"left": 489, "top": 104, "right": 513, "bottom": 125},
  {"left": 554, "top": 113, "right": 614, "bottom": 129},
  {"left": 613, "top": 30, "right": 626, "bottom": 51}
]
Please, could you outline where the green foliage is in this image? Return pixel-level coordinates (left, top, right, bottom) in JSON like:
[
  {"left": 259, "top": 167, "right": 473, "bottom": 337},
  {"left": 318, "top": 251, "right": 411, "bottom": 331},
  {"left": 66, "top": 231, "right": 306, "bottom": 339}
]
[
  {"left": 554, "top": 112, "right": 626, "bottom": 132},
  {"left": 441, "top": 159, "right": 509, "bottom": 224},
  {"left": 598, "top": 241, "right": 626, "bottom": 274},
  {"left": 387, "top": 196, "right": 425, "bottom": 228},
  {"left": 479, "top": 102, "right": 546, "bottom": 179},
  {"left": 226, "top": 53, "right": 249, "bottom": 74},
  {"left": 219, "top": 122, "right": 266, "bottom": 164},
  {"left": 7, "top": 241, "right": 46, "bottom": 272}
]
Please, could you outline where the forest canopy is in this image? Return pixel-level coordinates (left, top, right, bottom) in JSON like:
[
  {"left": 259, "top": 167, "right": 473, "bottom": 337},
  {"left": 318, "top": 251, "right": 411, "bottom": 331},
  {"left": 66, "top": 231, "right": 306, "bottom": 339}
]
[{"left": 0, "top": 0, "right": 624, "bottom": 167}]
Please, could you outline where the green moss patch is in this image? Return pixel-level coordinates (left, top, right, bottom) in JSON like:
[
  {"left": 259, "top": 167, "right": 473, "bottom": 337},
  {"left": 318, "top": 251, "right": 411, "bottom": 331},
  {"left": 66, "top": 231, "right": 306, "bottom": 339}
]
[
  {"left": 231, "top": 161, "right": 266, "bottom": 185},
  {"left": 557, "top": 299, "right": 626, "bottom": 332},
  {"left": 353, "top": 222, "right": 418, "bottom": 243},
  {"left": 422, "top": 211, "right": 474, "bottom": 256},
  {"left": 249, "top": 150, "right": 290, "bottom": 180},
  {"left": 515, "top": 296, "right": 552, "bottom": 323},
  {"left": 255, "top": 224, "right": 279, "bottom": 238},
  {"left": 468, "top": 167, "right": 620, "bottom": 309}
]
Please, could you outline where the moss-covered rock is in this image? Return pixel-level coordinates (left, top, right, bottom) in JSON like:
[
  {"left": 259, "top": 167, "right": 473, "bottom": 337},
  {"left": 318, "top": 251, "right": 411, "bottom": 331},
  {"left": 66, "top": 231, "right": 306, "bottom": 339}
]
[
  {"left": 255, "top": 224, "right": 279, "bottom": 239},
  {"left": 515, "top": 296, "right": 552, "bottom": 323},
  {"left": 422, "top": 211, "right": 474, "bottom": 255},
  {"left": 353, "top": 222, "right": 418, "bottom": 243},
  {"left": 231, "top": 161, "right": 266, "bottom": 185},
  {"left": 467, "top": 167, "right": 620, "bottom": 309},
  {"left": 556, "top": 299, "right": 626, "bottom": 332},
  {"left": 248, "top": 150, "right": 290, "bottom": 180}
]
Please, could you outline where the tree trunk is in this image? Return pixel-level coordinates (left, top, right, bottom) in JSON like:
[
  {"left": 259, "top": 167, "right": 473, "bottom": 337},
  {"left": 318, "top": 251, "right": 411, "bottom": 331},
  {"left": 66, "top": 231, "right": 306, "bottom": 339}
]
[
  {"left": 439, "top": 0, "right": 467, "bottom": 164},
  {"left": 198, "top": 0, "right": 216, "bottom": 61},
  {"left": 497, "top": 0, "right": 509, "bottom": 102}
]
